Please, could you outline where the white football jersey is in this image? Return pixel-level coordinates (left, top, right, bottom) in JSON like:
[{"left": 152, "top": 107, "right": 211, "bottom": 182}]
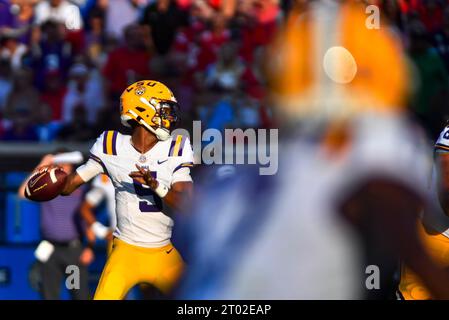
[
  {"left": 422, "top": 125, "right": 449, "bottom": 238},
  {"left": 85, "top": 174, "right": 116, "bottom": 230},
  {"left": 78, "top": 130, "right": 194, "bottom": 248}
]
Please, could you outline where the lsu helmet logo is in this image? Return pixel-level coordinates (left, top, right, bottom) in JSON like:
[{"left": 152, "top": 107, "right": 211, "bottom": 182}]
[{"left": 135, "top": 85, "right": 146, "bottom": 96}]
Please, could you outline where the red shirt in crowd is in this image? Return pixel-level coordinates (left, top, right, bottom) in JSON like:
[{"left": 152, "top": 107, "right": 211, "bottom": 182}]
[
  {"left": 196, "top": 29, "right": 231, "bottom": 71},
  {"left": 41, "top": 86, "right": 67, "bottom": 121},
  {"left": 102, "top": 47, "right": 151, "bottom": 96}
]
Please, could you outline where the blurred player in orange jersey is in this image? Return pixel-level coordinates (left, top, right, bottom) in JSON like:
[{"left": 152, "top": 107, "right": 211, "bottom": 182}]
[{"left": 177, "top": 0, "right": 449, "bottom": 299}]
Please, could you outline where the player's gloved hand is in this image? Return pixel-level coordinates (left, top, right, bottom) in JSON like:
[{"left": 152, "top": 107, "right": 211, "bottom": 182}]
[
  {"left": 129, "top": 164, "right": 169, "bottom": 198},
  {"left": 129, "top": 164, "right": 158, "bottom": 189}
]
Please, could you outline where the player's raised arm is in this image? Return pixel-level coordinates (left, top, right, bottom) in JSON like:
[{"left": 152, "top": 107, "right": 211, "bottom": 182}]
[
  {"left": 60, "top": 171, "right": 88, "bottom": 196},
  {"left": 63, "top": 132, "right": 112, "bottom": 195}
]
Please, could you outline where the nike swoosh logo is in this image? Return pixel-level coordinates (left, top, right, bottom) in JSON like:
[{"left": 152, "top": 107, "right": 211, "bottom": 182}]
[
  {"left": 166, "top": 248, "right": 174, "bottom": 254},
  {"left": 158, "top": 159, "right": 168, "bottom": 164},
  {"left": 29, "top": 172, "right": 46, "bottom": 188}
]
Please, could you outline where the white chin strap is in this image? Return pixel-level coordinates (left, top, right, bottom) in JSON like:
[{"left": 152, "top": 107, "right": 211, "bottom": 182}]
[{"left": 121, "top": 113, "right": 171, "bottom": 141}]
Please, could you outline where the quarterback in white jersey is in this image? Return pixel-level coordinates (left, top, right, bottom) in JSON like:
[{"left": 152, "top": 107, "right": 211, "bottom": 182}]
[
  {"left": 79, "top": 129, "right": 193, "bottom": 248},
  {"left": 36, "top": 80, "right": 194, "bottom": 300}
]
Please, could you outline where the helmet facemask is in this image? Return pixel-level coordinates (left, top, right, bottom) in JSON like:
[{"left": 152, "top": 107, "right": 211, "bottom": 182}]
[
  {"left": 152, "top": 99, "right": 179, "bottom": 131},
  {"left": 142, "top": 98, "right": 179, "bottom": 141}
]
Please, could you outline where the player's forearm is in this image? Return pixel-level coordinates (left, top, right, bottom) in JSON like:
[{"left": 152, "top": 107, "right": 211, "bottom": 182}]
[
  {"left": 61, "top": 172, "right": 85, "bottom": 196},
  {"left": 80, "top": 202, "right": 97, "bottom": 226},
  {"left": 163, "top": 189, "right": 192, "bottom": 212}
]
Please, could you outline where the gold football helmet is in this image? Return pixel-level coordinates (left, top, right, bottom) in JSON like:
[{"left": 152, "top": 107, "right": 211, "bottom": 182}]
[{"left": 120, "top": 80, "right": 179, "bottom": 141}]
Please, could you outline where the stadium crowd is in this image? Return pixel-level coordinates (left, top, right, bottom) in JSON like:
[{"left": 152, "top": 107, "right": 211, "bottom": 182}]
[{"left": 0, "top": 0, "right": 448, "bottom": 142}]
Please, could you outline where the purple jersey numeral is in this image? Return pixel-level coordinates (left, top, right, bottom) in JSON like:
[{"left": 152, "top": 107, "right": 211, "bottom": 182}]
[{"left": 132, "top": 172, "right": 163, "bottom": 212}]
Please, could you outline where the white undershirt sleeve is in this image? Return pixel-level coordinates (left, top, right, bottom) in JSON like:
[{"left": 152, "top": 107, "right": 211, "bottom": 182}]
[{"left": 76, "top": 159, "right": 104, "bottom": 182}]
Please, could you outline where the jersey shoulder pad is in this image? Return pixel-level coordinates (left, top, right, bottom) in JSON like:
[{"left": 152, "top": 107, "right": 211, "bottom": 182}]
[
  {"left": 435, "top": 125, "right": 449, "bottom": 152},
  {"left": 90, "top": 130, "right": 120, "bottom": 157},
  {"left": 168, "top": 134, "right": 191, "bottom": 157}
]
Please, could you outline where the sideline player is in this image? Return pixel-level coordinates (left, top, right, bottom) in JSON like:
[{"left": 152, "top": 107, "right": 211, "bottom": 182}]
[
  {"left": 80, "top": 174, "right": 116, "bottom": 249},
  {"left": 27, "top": 80, "right": 194, "bottom": 300}
]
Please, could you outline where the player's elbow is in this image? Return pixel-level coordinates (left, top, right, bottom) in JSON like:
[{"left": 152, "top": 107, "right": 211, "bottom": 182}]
[{"left": 60, "top": 181, "right": 75, "bottom": 196}]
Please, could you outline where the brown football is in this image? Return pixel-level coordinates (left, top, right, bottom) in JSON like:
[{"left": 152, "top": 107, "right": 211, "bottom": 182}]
[{"left": 25, "top": 167, "right": 67, "bottom": 202}]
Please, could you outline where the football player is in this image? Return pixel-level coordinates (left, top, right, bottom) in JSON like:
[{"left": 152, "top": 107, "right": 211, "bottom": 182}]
[
  {"left": 80, "top": 174, "right": 115, "bottom": 250},
  {"left": 398, "top": 123, "right": 449, "bottom": 299},
  {"left": 176, "top": 0, "right": 449, "bottom": 300},
  {"left": 34, "top": 80, "right": 194, "bottom": 300}
]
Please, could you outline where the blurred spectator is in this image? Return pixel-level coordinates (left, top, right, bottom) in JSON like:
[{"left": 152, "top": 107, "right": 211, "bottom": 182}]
[
  {"left": 432, "top": 7, "right": 449, "bottom": 71},
  {"left": 241, "top": 45, "right": 267, "bottom": 101},
  {"left": 188, "top": 0, "right": 237, "bottom": 21},
  {"left": 204, "top": 42, "right": 244, "bottom": 92},
  {"left": 234, "top": 93, "right": 261, "bottom": 129},
  {"left": 40, "top": 70, "right": 67, "bottom": 121},
  {"left": 34, "top": 0, "right": 83, "bottom": 30},
  {"left": 0, "top": 58, "right": 12, "bottom": 112},
  {"left": 4, "top": 67, "right": 41, "bottom": 121},
  {"left": 416, "top": 0, "right": 444, "bottom": 34},
  {"left": 62, "top": 62, "right": 104, "bottom": 124},
  {"left": 0, "top": 30, "right": 28, "bottom": 70},
  {"left": 57, "top": 104, "right": 95, "bottom": 141},
  {"left": 195, "top": 14, "right": 231, "bottom": 72},
  {"left": 140, "top": 0, "right": 188, "bottom": 55},
  {"left": 100, "top": 0, "right": 141, "bottom": 39},
  {"left": 408, "top": 21, "right": 449, "bottom": 138},
  {"left": 30, "top": 20, "right": 72, "bottom": 90},
  {"left": 198, "top": 94, "right": 236, "bottom": 131},
  {"left": 2, "top": 109, "right": 38, "bottom": 141},
  {"left": 84, "top": 5, "right": 106, "bottom": 66},
  {"left": 102, "top": 24, "right": 151, "bottom": 99},
  {"left": 0, "top": 0, "right": 36, "bottom": 44},
  {"left": 237, "top": 0, "right": 280, "bottom": 62},
  {"left": 35, "top": 103, "right": 62, "bottom": 142}
]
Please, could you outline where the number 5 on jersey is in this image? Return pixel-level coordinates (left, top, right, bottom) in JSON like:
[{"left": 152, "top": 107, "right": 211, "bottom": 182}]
[{"left": 132, "top": 171, "right": 163, "bottom": 212}]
